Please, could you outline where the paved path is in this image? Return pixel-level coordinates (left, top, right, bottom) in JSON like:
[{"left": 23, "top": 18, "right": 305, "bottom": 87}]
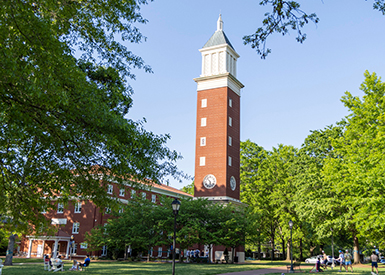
[{"left": 218, "top": 266, "right": 288, "bottom": 275}]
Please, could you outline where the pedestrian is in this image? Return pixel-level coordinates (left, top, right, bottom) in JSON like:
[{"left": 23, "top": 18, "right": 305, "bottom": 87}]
[
  {"left": 322, "top": 250, "right": 328, "bottom": 270},
  {"left": 371, "top": 251, "right": 379, "bottom": 275},
  {"left": 186, "top": 250, "right": 190, "bottom": 262},
  {"left": 344, "top": 249, "right": 353, "bottom": 272},
  {"left": 338, "top": 250, "right": 347, "bottom": 272}
]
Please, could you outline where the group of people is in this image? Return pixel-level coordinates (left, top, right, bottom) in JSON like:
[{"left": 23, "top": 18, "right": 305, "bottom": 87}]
[
  {"left": 310, "top": 249, "right": 353, "bottom": 273},
  {"left": 186, "top": 249, "right": 208, "bottom": 262},
  {"left": 44, "top": 254, "right": 90, "bottom": 271}
]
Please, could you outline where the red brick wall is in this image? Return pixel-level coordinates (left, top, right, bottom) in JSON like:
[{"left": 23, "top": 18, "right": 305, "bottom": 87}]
[{"left": 194, "top": 87, "right": 240, "bottom": 200}]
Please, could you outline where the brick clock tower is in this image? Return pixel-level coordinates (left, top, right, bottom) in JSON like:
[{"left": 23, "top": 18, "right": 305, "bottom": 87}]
[{"left": 194, "top": 15, "right": 244, "bottom": 204}]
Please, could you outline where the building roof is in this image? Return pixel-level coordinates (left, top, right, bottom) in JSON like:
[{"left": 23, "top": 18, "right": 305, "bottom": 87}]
[
  {"left": 152, "top": 182, "right": 193, "bottom": 197},
  {"left": 203, "top": 14, "right": 235, "bottom": 51}
]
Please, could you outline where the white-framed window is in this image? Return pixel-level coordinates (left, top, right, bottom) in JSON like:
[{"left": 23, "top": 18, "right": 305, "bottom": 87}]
[
  {"left": 142, "top": 192, "right": 146, "bottom": 199},
  {"left": 101, "top": 245, "right": 107, "bottom": 257},
  {"left": 41, "top": 206, "right": 47, "bottom": 214},
  {"left": 72, "top": 222, "right": 80, "bottom": 234},
  {"left": 72, "top": 243, "right": 77, "bottom": 254},
  {"left": 200, "top": 137, "right": 206, "bottom": 146},
  {"left": 119, "top": 206, "right": 124, "bottom": 214},
  {"left": 201, "top": 117, "right": 207, "bottom": 127},
  {"left": 229, "top": 117, "right": 232, "bottom": 126},
  {"left": 228, "top": 136, "right": 232, "bottom": 146},
  {"left": 152, "top": 194, "right": 156, "bottom": 203},
  {"left": 80, "top": 243, "right": 88, "bottom": 249},
  {"left": 74, "top": 202, "right": 82, "bottom": 213},
  {"left": 158, "top": 247, "right": 162, "bottom": 257},
  {"left": 229, "top": 98, "right": 232, "bottom": 107},
  {"left": 57, "top": 203, "right": 64, "bottom": 214},
  {"left": 119, "top": 188, "right": 125, "bottom": 197},
  {"left": 228, "top": 156, "right": 232, "bottom": 166},
  {"left": 107, "top": 184, "right": 113, "bottom": 194},
  {"left": 200, "top": 157, "right": 206, "bottom": 166},
  {"left": 201, "top": 98, "right": 207, "bottom": 108},
  {"left": 105, "top": 207, "right": 111, "bottom": 214},
  {"left": 131, "top": 190, "right": 136, "bottom": 198}
]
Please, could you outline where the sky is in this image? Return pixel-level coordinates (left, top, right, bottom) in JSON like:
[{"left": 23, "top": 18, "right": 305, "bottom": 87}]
[{"left": 125, "top": 0, "right": 385, "bottom": 190}]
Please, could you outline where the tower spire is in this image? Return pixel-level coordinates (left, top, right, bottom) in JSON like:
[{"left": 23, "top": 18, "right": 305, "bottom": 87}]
[{"left": 217, "top": 14, "right": 223, "bottom": 31}]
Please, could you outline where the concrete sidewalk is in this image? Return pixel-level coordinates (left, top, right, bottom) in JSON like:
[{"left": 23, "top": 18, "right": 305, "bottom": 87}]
[{"left": 218, "top": 266, "right": 289, "bottom": 275}]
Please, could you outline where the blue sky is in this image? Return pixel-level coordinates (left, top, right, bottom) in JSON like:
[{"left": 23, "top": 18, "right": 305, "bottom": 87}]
[{"left": 126, "top": 1, "right": 385, "bottom": 189}]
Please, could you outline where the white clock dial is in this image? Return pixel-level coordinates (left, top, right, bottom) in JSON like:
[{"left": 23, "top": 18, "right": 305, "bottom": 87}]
[
  {"left": 230, "top": 176, "right": 236, "bottom": 191},
  {"left": 203, "top": 174, "right": 216, "bottom": 189}
]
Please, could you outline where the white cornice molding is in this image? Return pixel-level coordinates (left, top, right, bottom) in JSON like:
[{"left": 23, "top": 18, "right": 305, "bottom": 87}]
[
  {"left": 194, "top": 73, "right": 244, "bottom": 96},
  {"left": 193, "top": 196, "right": 247, "bottom": 207}
]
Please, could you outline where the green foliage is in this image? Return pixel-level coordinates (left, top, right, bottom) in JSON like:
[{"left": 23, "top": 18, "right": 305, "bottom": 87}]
[
  {"left": 0, "top": 0, "right": 181, "bottom": 232},
  {"left": 180, "top": 182, "right": 194, "bottom": 196},
  {"left": 244, "top": 1, "right": 385, "bottom": 58}
]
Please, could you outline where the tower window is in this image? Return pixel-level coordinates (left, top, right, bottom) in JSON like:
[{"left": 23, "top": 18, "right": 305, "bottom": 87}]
[
  {"left": 200, "top": 137, "right": 206, "bottom": 146},
  {"left": 229, "top": 117, "right": 232, "bottom": 126},
  {"left": 228, "top": 136, "right": 232, "bottom": 146},
  {"left": 201, "top": 117, "right": 207, "bottom": 127},
  {"left": 201, "top": 98, "right": 207, "bottom": 108},
  {"left": 200, "top": 157, "right": 206, "bottom": 166},
  {"left": 229, "top": 98, "right": 232, "bottom": 107},
  {"left": 228, "top": 156, "right": 232, "bottom": 166}
]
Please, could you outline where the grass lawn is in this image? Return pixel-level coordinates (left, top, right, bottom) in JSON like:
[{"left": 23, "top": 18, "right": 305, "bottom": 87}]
[{"left": 0, "top": 259, "right": 380, "bottom": 275}]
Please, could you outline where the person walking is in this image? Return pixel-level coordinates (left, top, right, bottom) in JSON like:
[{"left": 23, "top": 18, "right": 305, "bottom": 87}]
[
  {"left": 322, "top": 251, "right": 328, "bottom": 270},
  {"left": 344, "top": 249, "right": 353, "bottom": 272},
  {"left": 371, "top": 251, "right": 379, "bottom": 275},
  {"left": 338, "top": 250, "right": 347, "bottom": 272}
]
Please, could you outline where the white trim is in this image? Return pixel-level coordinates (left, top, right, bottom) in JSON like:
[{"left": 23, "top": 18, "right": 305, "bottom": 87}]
[{"left": 194, "top": 73, "right": 244, "bottom": 96}]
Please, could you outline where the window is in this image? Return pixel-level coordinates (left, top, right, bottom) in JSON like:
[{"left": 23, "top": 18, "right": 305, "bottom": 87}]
[
  {"left": 228, "top": 156, "right": 232, "bottom": 166},
  {"left": 107, "top": 184, "right": 113, "bottom": 194},
  {"left": 72, "top": 222, "right": 80, "bottom": 234},
  {"left": 119, "top": 206, "right": 124, "bottom": 214},
  {"left": 228, "top": 136, "right": 232, "bottom": 146},
  {"left": 229, "top": 117, "right": 232, "bottom": 126},
  {"left": 142, "top": 192, "right": 146, "bottom": 199},
  {"left": 57, "top": 203, "right": 64, "bottom": 214},
  {"left": 41, "top": 206, "right": 47, "bottom": 214},
  {"left": 119, "top": 188, "right": 125, "bottom": 197},
  {"left": 201, "top": 98, "right": 207, "bottom": 108},
  {"left": 152, "top": 194, "right": 156, "bottom": 203},
  {"left": 201, "top": 117, "right": 207, "bottom": 127},
  {"left": 72, "top": 243, "right": 77, "bottom": 254},
  {"left": 200, "top": 137, "right": 206, "bottom": 146},
  {"left": 229, "top": 98, "right": 232, "bottom": 107},
  {"left": 74, "top": 202, "right": 82, "bottom": 213},
  {"left": 158, "top": 247, "right": 162, "bottom": 257},
  {"left": 80, "top": 243, "right": 88, "bottom": 249},
  {"left": 101, "top": 245, "right": 107, "bottom": 257},
  {"left": 200, "top": 157, "right": 205, "bottom": 166},
  {"left": 105, "top": 207, "right": 111, "bottom": 214},
  {"left": 131, "top": 190, "right": 136, "bottom": 198}
]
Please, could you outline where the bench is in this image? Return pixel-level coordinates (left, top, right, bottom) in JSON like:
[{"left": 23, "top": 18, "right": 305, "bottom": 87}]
[
  {"left": 286, "top": 261, "right": 302, "bottom": 272},
  {"left": 44, "top": 258, "right": 51, "bottom": 271},
  {"left": 51, "top": 259, "right": 64, "bottom": 272}
]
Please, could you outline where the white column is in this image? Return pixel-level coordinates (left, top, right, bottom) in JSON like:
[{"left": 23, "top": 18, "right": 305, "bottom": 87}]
[
  {"left": 27, "top": 239, "right": 33, "bottom": 258},
  {"left": 53, "top": 239, "right": 58, "bottom": 259},
  {"left": 65, "top": 241, "right": 70, "bottom": 259},
  {"left": 42, "top": 240, "right": 45, "bottom": 256}
]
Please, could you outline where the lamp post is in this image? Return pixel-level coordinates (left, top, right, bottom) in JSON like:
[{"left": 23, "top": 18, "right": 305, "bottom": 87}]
[
  {"left": 171, "top": 198, "right": 181, "bottom": 275},
  {"left": 289, "top": 220, "right": 294, "bottom": 273},
  {"left": 331, "top": 228, "right": 334, "bottom": 269}
]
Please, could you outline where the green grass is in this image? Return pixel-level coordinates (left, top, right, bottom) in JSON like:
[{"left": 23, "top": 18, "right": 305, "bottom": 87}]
[{"left": 0, "top": 260, "right": 379, "bottom": 275}]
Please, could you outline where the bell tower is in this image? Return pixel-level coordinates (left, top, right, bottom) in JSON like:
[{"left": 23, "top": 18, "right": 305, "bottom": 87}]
[{"left": 193, "top": 15, "right": 244, "bottom": 202}]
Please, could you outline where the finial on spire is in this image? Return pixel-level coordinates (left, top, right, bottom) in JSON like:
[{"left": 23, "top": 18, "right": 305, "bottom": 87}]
[{"left": 217, "top": 14, "right": 223, "bottom": 31}]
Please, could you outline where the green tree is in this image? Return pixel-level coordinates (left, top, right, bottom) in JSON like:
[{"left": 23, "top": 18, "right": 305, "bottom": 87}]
[
  {"left": 181, "top": 182, "right": 194, "bottom": 196},
  {"left": 1, "top": 0, "right": 182, "bottom": 264},
  {"left": 323, "top": 71, "right": 385, "bottom": 263}
]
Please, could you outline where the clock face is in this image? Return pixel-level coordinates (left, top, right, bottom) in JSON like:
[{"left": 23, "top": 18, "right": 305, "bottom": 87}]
[
  {"left": 203, "top": 174, "right": 216, "bottom": 189},
  {"left": 230, "top": 176, "right": 236, "bottom": 191}
]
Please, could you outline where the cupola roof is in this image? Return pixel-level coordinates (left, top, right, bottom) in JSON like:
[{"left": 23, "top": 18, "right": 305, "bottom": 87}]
[{"left": 203, "top": 14, "right": 235, "bottom": 50}]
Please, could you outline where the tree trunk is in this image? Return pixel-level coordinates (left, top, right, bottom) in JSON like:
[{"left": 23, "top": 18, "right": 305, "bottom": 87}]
[
  {"left": 353, "top": 231, "right": 360, "bottom": 264},
  {"left": 282, "top": 238, "right": 285, "bottom": 260},
  {"left": 310, "top": 242, "right": 316, "bottom": 256},
  {"left": 286, "top": 240, "right": 291, "bottom": 261},
  {"left": 4, "top": 234, "right": 17, "bottom": 266},
  {"left": 299, "top": 238, "right": 303, "bottom": 261},
  {"left": 270, "top": 237, "right": 275, "bottom": 260}
]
